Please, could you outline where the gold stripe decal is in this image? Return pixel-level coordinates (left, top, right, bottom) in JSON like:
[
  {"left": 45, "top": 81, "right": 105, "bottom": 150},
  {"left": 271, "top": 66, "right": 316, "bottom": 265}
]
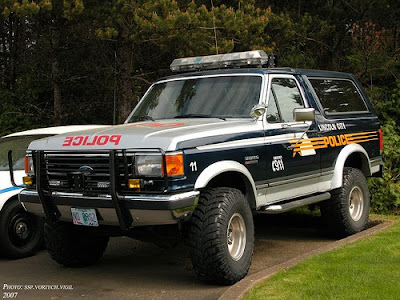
[{"left": 289, "top": 131, "right": 379, "bottom": 157}]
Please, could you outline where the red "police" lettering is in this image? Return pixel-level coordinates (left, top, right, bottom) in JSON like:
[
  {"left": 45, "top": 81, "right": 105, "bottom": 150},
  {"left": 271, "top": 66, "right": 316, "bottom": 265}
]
[{"left": 62, "top": 135, "right": 121, "bottom": 147}]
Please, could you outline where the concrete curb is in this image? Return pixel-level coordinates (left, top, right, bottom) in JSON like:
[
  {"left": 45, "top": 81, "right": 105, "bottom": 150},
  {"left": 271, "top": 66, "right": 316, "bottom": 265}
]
[{"left": 218, "top": 220, "right": 395, "bottom": 300}]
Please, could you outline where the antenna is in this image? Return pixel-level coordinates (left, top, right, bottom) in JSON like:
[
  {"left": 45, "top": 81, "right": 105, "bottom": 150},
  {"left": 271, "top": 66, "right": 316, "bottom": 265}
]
[
  {"left": 113, "top": 50, "right": 117, "bottom": 125},
  {"left": 210, "top": 0, "right": 218, "bottom": 54}
]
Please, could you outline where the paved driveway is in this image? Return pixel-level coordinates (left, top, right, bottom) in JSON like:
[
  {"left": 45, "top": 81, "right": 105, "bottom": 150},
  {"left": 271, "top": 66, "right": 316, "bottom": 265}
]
[{"left": 0, "top": 212, "right": 336, "bottom": 300}]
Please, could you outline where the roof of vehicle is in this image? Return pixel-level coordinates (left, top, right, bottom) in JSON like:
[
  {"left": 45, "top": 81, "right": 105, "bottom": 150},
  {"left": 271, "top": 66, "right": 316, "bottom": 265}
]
[
  {"left": 1, "top": 125, "right": 108, "bottom": 139},
  {"left": 161, "top": 68, "right": 355, "bottom": 81}
]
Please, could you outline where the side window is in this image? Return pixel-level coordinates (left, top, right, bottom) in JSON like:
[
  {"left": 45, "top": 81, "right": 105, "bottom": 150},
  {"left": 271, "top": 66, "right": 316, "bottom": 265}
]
[
  {"left": 268, "top": 78, "right": 304, "bottom": 123},
  {"left": 309, "top": 78, "right": 368, "bottom": 115}
]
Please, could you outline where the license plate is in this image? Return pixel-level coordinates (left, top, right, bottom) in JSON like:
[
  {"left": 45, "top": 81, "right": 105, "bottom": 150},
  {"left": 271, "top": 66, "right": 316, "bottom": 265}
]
[{"left": 71, "top": 208, "right": 99, "bottom": 227}]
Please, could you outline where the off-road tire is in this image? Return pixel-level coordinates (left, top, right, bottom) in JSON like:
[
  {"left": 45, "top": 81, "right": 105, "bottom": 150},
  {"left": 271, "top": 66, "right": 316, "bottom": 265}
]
[
  {"left": 44, "top": 222, "right": 109, "bottom": 267},
  {"left": 321, "top": 167, "right": 370, "bottom": 238},
  {"left": 0, "top": 198, "right": 43, "bottom": 259},
  {"left": 188, "top": 188, "right": 254, "bottom": 285}
]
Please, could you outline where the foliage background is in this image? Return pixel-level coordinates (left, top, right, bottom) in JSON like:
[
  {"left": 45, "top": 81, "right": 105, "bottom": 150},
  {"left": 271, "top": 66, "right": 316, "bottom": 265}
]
[{"left": 0, "top": 0, "right": 399, "bottom": 212}]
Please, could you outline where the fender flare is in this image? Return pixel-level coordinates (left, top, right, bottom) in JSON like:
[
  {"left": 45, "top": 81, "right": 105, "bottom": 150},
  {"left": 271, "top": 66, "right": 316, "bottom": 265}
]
[
  {"left": 0, "top": 188, "right": 22, "bottom": 211},
  {"left": 331, "top": 144, "right": 371, "bottom": 190},
  {"left": 194, "top": 160, "right": 257, "bottom": 201}
]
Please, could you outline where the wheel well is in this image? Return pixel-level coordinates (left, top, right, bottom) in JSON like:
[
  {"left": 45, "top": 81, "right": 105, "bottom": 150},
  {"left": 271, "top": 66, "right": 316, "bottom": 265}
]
[
  {"left": 205, "top": 172, "right": 256, "bottom": 209},
  {"left": 344, "top": 152, "right": 370, "bottom": 176},
  {"left": 0, "top": 195, "right": 18, "bottom": 211}
]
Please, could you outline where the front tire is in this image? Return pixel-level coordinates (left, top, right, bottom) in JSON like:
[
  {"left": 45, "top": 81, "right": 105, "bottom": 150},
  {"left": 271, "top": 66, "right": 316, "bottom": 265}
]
[
  {"left": 321, "top": 167, "right": 370, "bottom": 237},
  {"left": 189, "top": 188, "right": 254, "bottom": 285},
  {"left": 0, "top": 198, "right": 43, "bottom": 259},
  {"left": 44, "top": 222, "right": 109, "bottom": 267}
]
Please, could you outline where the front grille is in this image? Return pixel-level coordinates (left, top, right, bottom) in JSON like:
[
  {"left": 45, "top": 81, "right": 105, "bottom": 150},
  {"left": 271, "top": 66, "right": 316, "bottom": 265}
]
[
  {"left": 44, "top": 152, "right": 112, "bottom": 194},
  {"left": 41, "top": 150, "right": 165, "bottom": 194}
]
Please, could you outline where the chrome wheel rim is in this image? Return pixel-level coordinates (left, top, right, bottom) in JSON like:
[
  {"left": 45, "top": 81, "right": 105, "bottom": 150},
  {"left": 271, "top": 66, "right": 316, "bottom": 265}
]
[
  {"left": 227, "top": 213, "right": 246, "bottom": 261},
  {"left": 349, "top": 186, "right": 364, "bottom": 222},
  {"left": 8, "top": 211, "right": 34, "bottom": 247},
  {"left": 15, "top": 221, "right": 29, "bottom": 239}
]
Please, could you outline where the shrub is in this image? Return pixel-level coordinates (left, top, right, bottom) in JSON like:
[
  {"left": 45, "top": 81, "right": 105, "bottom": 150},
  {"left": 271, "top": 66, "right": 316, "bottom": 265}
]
[{"left": 369, "top": 119, "right": 400, "bottom": 214}]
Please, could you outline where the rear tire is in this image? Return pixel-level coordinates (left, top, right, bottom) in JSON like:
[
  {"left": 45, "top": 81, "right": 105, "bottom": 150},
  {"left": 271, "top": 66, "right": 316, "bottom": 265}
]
[
  {"left": 188, "top": 188, "right": 254, "bottom": 285},
  {"left": 44, "top": 222, "right": 109, "bottom": 267},
  {"left": 0, "top": 198, "right": 43, "bottom": 259},
  {"left": 321, "top": 167, "right": 370, "bottom": 237}
]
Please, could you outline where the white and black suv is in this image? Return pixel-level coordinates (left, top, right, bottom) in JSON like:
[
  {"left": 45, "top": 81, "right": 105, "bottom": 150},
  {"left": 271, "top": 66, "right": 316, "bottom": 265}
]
[{"left": 14, "top": 51, "right": 383, "bottom": 284}]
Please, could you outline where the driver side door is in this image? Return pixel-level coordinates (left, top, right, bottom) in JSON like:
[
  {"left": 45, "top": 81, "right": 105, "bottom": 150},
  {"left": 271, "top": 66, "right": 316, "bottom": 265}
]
[{"left": 263, "top": 74, "right": 320, "bottom": 204}]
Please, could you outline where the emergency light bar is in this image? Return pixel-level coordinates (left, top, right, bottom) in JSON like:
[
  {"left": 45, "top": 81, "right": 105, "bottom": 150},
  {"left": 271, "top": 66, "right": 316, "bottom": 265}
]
[{"left": 170, "top": 50, "right": 277, "bottom": 72}]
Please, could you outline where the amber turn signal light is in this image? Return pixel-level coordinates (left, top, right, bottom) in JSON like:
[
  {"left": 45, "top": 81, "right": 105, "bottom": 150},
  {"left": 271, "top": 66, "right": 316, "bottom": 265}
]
[
  {"left": 128, "top": 179, "right": 141, "bottom": 191},
  {"left": 165, "top": 153, "right": 184, "bottom": 177},
  {"left": 23, "top": 176, "right": 33, "bottom": 186}
]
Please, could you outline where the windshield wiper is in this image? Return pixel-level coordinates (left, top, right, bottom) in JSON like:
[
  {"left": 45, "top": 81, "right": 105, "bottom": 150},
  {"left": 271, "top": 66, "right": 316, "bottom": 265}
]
[
  {"left": 129, "top": 115, "right": 155, "bottom": 122},
  {"left": 174, "top": 114, "right": 226, "bottom": 121}
]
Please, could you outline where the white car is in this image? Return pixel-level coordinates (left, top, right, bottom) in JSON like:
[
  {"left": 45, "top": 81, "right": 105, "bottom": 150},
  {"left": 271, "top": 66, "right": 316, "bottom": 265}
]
[{"left": 0, "top": 125, "right": 106, "bottom": 258}]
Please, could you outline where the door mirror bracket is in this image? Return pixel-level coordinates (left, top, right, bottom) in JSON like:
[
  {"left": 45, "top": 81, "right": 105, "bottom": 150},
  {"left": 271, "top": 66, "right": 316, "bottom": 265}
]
[{"left": 250, "top": 104, "right": 267, "bottom": 118}]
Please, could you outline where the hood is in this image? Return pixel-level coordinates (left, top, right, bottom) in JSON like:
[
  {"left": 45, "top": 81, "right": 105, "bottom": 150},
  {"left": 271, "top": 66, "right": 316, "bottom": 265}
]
[{"left": 28, "top": 119, "right": 260, "bottom": 152}]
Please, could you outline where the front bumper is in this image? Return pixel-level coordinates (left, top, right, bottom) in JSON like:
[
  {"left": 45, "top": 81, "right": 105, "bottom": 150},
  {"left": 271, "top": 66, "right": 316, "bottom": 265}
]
[{"left": 20, "top": 189, "right": 199, "bottom": 227}]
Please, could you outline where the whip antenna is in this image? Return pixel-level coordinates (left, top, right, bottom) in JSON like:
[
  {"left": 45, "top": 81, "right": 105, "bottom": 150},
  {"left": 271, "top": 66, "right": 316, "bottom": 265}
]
[{"left": 210, "top": 0, "right": 219, "bottom": 54}]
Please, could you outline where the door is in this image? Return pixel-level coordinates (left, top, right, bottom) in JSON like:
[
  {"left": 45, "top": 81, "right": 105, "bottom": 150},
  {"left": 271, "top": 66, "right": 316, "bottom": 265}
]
[{"left": 262, "top": 75, "right": 320, "bottom": 205}]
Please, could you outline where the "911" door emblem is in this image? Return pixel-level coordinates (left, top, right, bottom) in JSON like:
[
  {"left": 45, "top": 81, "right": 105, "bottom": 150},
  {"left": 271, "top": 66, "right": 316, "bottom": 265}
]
[{"left": 272, "top": 156, "right": 285, "bottom": 172}]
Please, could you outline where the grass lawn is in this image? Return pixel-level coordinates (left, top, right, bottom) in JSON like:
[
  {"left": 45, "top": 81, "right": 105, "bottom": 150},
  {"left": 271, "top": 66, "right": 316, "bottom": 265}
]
[{"left": 245, "top": 216, "right": 400, "bottom": 300}]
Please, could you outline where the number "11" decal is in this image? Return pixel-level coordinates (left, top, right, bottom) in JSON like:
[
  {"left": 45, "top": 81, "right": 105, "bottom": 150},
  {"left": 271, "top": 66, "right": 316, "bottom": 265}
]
[{"left": 189, "top": 161, "right": 197, "bottom": 172}]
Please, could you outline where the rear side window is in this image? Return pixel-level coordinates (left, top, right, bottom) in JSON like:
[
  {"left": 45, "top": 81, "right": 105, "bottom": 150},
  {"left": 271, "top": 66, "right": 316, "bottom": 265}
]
[{"left": 309, "top": 78, "right": 368, "bottom": 115}]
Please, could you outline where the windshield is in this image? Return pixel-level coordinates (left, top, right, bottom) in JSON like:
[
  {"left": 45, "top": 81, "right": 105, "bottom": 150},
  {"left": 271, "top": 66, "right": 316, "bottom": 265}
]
[
  {"left": 0, "top": 135, "right": 50, "bottom": 171},
  {"left": 127, "top": 75, "right": 262, "bottom": 121}
]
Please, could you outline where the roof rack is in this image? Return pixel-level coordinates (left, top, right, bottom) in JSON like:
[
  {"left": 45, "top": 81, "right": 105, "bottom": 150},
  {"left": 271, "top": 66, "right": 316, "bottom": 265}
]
[{"left": 170, "top": 50, "right": 277, "bottom": 73}]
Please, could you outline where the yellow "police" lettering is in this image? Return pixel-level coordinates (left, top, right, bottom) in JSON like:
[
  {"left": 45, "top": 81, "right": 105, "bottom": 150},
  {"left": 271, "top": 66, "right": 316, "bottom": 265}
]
[
  {"left": 289, "top": 131, "right": 379, "bottom": 157},
  {"left": 323, "top": 135, "right": 349, "bottom": 148}
]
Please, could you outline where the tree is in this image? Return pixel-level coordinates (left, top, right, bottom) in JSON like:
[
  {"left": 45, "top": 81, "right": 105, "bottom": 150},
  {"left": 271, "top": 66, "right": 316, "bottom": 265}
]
[
  {"left": 93, "top": 0, "right": 284, "bottom": 122},
  {"left": 1, "top": 0, "right": 84, "bottom": 125}
]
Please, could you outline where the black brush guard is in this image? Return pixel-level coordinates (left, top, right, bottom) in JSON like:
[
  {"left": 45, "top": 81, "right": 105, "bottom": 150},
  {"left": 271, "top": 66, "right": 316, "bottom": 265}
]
[{"left": 9, "top": 149, "right": 170, "bottom": 231}]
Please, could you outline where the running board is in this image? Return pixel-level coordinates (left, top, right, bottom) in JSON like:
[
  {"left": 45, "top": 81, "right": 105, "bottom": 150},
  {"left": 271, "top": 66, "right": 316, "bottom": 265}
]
[{"left": 258, "top": 192, "right": 331, "bottom": 214}]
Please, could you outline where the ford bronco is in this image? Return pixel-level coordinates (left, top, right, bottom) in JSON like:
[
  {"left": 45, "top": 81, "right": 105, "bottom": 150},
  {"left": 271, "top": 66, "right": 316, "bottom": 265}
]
[{"left": 14, "top": 51, "right": 383, "bottom": 284}]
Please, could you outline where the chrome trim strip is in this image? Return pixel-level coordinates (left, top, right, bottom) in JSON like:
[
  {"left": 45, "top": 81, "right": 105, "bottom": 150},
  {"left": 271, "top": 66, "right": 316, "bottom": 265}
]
[
  {"left": 321, "top": 170, "right": 334, "bottom": 177},
  {"left": 51, "top": 190, "right": 200, "bottom": 203},
  {"left": 197, "top": 137, "right": 265, "bottom": 151},
  {"left": 256, "top": 183, "right": 269, "bottom": 190},
  {"left": 267, "top": 172, "right": 320, "bottom": 187},
  {"left": 370, "top": 157, "right": 383, "bottom": 166}
]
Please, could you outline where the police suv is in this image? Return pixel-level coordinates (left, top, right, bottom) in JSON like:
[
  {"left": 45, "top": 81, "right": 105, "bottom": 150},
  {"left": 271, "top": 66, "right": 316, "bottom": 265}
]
[{"left": 15, "top": 51, "right": 383, "bottom": 284}]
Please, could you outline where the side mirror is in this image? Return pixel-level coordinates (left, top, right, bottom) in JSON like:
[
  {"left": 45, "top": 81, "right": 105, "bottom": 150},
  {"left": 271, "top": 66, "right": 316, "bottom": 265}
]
[
  {"left": 250, "top": 104, "right": 267, "bottom": 118},
  {"left": 293, "top": 108, "right": 315, "bottom": 122}
]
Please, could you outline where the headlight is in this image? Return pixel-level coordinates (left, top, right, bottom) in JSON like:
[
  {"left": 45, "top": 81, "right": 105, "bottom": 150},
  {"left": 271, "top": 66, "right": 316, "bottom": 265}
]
[
  {"left": 135, "top": 154, "right": 163, "bottom": 177},
  {"left": 134, "top": 152, "right": 185, "bottom": 177},
  {"left": 24, "top": 154, "right": 34, "bottom": 175}
]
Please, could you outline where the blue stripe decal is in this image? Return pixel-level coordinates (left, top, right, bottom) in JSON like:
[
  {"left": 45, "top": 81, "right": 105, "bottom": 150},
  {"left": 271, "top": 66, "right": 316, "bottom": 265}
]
[{"left": 0, "top": 186, "right": 23, "bottom": 194}]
